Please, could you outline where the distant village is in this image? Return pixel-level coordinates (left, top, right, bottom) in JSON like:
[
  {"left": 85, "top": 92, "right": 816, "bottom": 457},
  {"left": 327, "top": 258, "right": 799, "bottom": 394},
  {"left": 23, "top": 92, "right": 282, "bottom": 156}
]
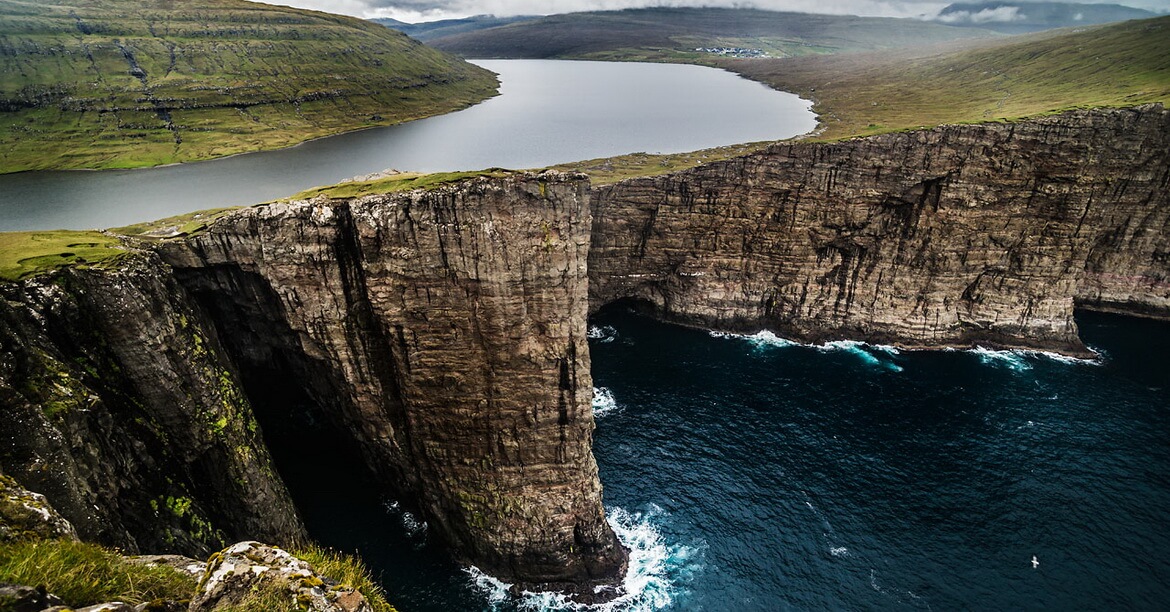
[{"left": 694, "top": 47, "right": 770, "bottom": 58}]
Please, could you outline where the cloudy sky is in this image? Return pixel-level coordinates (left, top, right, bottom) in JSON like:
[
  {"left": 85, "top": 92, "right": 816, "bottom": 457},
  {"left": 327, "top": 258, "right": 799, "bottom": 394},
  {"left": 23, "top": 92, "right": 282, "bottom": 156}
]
[{"left": 256, "top": 0, "right": 1169, "bottom": 22}]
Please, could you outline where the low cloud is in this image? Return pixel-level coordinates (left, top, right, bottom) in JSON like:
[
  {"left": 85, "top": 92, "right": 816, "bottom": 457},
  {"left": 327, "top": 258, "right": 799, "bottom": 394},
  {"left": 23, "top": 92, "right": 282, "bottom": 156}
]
[
  {"left": 935, "top": 6, "right": 1025, "bottom": 24},
  {"left": 261, "top": 0, "right": 953, "bottom": 22},
  {"left": 256, "top": 0, "right": 1166, "bottom": 22}
]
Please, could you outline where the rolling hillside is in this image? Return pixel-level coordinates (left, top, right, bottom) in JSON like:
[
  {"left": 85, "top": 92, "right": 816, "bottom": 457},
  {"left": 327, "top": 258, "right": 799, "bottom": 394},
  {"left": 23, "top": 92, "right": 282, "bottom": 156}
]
[
  {"left": 724, "top": 15, "right": 1170, "bottom": 139},
  {"left": 0, "top": 0, "right": 498, "bottom": 172},
  {"left": 426, "top": 7, "right": 1002, "bottom": 62}
]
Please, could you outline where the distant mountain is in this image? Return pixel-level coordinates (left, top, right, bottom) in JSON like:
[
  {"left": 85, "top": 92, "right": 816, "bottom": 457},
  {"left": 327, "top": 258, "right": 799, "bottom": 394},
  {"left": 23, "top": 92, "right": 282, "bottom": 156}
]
[
  {"left": 374, "top": 15, "right": 537, "bottom": 42},
  {"left": 0, "top": 0, "right": 497, "bottom": 172},
  {"left": 933, "top": 1, "right": 1156, "bottom": 33},
  {"left": 426, "top": 7, "right": 1002, "bottom": 61}
]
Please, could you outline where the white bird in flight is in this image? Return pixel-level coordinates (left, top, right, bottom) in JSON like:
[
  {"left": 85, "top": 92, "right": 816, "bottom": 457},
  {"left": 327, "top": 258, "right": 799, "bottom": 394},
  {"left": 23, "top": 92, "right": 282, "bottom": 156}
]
[{"left": 1032, "top": 555, "right": 1040, "bottom": 569}]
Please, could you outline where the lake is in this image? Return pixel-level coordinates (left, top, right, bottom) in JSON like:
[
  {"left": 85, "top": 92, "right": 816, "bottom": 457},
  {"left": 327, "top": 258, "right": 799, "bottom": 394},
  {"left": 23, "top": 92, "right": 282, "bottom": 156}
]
[{"left": 0, "top": 60, "right": 815, "bottom": 231}]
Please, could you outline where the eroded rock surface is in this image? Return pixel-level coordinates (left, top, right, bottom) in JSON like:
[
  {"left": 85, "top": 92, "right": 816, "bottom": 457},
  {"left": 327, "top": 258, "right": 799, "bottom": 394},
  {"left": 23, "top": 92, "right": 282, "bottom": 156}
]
[
  {"left": 159, "top": 172, "right": 627, "bottom": 595},
  {"left": 591, "top": 105, "right": 1170, "bottom": 354},
  {"left": 0, "top": 259, "right": 305, "bottom": 556}
]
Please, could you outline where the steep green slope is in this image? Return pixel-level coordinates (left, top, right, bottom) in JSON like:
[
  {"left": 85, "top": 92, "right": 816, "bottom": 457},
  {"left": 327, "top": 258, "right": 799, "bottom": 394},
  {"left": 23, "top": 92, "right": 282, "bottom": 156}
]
[
  {"left": 724, "top": 16, "right": 1170, "bottom": 139},
  {"left": 0, "top": 0, "right": 498, "bottom": 172},
  {"left": 427, "top": 7, "right": 1000, "bottom": 62}
]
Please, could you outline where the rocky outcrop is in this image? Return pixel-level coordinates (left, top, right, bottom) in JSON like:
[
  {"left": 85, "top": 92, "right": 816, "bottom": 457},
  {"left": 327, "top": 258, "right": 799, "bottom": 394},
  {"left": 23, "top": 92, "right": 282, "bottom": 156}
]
[
  {"left": 192, "top": 542, "right": 372, "bottom": 611},
  {"left": 0, "top": 259, "right": 305, "bottom": 557},
  {"left": 0, "top": 471, "right": 77, "bottom": 543},
  {"left": 590, "top": 105, "right": 1170, "bottom": 355},
  {"left": 157, "top": 172, "right": 627, "bottom": 596}
]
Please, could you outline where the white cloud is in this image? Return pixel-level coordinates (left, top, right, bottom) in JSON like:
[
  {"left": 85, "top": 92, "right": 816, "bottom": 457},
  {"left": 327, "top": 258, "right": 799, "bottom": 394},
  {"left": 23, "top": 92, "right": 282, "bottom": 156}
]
[
  {"left": 253, "top": 0, "right": 1170, "bottom": 22},
  {"left": 259, "top": 0, "right": 950, "bottom": 21},
  {"left": 934, "top": 6, "right": 1025, "bottom": 24}
]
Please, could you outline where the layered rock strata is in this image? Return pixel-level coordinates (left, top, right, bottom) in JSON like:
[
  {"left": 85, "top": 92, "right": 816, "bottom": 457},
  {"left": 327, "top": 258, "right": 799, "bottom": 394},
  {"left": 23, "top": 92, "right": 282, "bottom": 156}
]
[
  {"left": 157, "top": 172, "right": 627, "bottom": 595},
  {"left": 1, "top": 106, "right": 1168, "bottom": 598},
  {"left": 590, "top": 105, "right": 1170, "bottom": 355}
]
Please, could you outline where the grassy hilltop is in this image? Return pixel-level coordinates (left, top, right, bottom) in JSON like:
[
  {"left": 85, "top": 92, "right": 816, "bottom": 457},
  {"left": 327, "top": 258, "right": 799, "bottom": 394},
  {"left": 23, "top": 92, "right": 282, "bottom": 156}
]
[
  {"left": 552, "top": 15, "right": 1170, "bottom": 183},
  {"left": 723, "top": 15, "right": 1170, "bottom": 139},
  {"left": 0, "top": 0, "right": 498, "bottom": 172},
  {"left": 426, "top": 7, "right": 1001, "bottom": 62}
]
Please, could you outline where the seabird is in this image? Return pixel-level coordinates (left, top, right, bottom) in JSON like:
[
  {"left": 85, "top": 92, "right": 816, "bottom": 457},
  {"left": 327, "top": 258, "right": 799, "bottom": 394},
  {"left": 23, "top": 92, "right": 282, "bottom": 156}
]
[{"left": 1032, "top": 555, "right": 1039, "bottom": 569}]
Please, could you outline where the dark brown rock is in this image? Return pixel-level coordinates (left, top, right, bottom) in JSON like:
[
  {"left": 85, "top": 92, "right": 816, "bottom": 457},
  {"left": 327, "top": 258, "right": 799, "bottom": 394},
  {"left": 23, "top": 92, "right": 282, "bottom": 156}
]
[
  {"left": 590, "top": 105, "right": 1170, "bottom": 355},
  {"left": 159, "top": 171, "right": 627, "bottom": 595},
  {"left": 0, "top": 258, "right": 305, "bottom": 557}
]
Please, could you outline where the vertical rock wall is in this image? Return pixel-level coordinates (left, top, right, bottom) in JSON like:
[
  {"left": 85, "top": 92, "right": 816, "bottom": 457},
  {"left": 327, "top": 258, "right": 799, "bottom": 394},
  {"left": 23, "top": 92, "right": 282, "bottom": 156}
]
[
  {"left": 0, "top": 257, "right": 305, "bottom": 556},
  {"left": 590, "top": 105, "right": 1170, "bottom": 354},
  {"left": 159, "top": 172, "right": 627, "bottom": 594}
]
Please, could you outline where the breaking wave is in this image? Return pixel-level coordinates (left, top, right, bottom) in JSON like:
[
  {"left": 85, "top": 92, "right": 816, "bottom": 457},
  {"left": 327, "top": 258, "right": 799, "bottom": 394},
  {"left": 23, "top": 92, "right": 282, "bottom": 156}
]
[
  {"left": 710, "top": 330, "right": 903, "bottom": 371},
  {"left": 467, "top": 504, "right": 703, "bottom": 611},
  {"left": 592, "top": 387, "right": 620, "bottom": 418},
  {"left": 588, "top": 325, "right": 619, "bottom": 343}
]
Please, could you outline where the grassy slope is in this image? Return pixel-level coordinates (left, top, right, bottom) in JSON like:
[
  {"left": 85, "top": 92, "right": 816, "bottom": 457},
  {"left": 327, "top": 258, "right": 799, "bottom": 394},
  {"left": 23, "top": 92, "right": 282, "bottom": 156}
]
[
  {"left": 0, "top": 0, "right": 498, "bottom": 172},
  {"left": 0, "top": 539, "right": 395, "bottom": 611},
  {"left": 722, "top": 16, "right": 1170, "bottom": 139},
  {"left": 428, "top": 7, "right": 1000, "bottom": 62},
  {"left": 554, "top": 16, "right": 1170, "bottom": 183}
]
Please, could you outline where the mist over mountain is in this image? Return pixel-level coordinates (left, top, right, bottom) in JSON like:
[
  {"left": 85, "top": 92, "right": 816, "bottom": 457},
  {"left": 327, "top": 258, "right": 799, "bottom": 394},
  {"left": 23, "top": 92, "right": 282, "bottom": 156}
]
[{"left": 933, "top": 1, "right": 1156, "bottom": 33}]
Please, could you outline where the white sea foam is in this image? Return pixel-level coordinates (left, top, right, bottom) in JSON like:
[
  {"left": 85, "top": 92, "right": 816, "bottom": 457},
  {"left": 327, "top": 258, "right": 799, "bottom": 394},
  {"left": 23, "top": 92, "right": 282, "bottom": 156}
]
[
  {"left": 592, "top": 387, "right": 619, "bottom": 418},
  {"left": 708, "top": 329, "right": 903, "bottom": 370},
  {"left": 971, "top": 346, "right": 1033, "bottom": 371},
  {"left": 467, "top": 504, "right": 702, "bottom": 611},
  {"left": 400, "top": 511, "right": 428, "bottom": 538},
  {"left": 588, "top": 325, "right": 618, "bottom": 343},
  {"left": 830, "top": 547, "right": 850, "bottom": 557}
]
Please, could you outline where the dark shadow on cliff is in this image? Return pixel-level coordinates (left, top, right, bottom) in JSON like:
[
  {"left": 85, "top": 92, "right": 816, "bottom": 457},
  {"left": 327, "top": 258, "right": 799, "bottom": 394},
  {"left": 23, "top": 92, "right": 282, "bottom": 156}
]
[{"left": 172, "top": 266, "right": 487, "bottom": 608}]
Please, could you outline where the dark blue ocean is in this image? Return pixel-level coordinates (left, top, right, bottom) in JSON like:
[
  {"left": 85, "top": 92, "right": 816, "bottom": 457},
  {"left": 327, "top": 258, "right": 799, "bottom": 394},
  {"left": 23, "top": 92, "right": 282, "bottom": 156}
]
[{"left": 277, "top": 309, "right": 1170, "bottom": 610}]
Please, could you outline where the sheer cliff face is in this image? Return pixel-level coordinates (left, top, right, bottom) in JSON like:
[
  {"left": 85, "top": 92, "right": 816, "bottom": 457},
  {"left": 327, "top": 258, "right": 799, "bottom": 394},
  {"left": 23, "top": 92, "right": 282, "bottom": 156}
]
[
  {"left": 158, "top": 172, "right": 627, "bottom": 593},
  {"left": 590, "top": 105, "right": 1170, "bottom": 355},
  {"left": 0, "top": 259, "right": 305, "bottom": 556}
]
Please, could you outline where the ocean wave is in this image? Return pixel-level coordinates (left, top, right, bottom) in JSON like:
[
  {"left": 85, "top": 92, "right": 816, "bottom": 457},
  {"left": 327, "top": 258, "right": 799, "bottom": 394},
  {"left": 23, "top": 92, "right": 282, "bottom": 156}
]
[
  {"left": 964, "top": 346, "right": 1102, "bottom": 371},
  {"left": 710, "top": 330, "right": 903, "bottom": 371},
  {"left": 588, "top": 325, "right": 618, "bottom": 344},
  {"left": 592, "top": 387, "right": 619, "bottom": 418},
  {"left": 467, "top": 504, "right": 703, "bottom": 611}
]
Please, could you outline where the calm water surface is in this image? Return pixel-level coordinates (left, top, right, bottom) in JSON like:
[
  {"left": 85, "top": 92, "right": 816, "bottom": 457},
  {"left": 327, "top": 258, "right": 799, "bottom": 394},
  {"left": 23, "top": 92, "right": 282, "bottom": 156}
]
[
  {"left": 0, "top": 60, "right": 815, "bottom": 231},
  {"left": 278, "top": 310, "right": 1170, "bottom": 611}
]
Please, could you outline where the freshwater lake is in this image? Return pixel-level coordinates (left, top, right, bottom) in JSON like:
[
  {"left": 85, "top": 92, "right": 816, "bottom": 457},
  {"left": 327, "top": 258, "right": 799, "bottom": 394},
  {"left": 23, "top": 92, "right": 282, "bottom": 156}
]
[{"left": 0, "top": 59, "right": 815, "bottom": 231}]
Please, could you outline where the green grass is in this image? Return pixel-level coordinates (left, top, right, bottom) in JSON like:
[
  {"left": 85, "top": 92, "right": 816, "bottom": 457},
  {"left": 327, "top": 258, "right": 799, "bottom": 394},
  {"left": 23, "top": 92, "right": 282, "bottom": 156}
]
[
  {"left": 551, "top": 142, "right": 773, "bottom": 185},
  {"left": 0, "top": 230, "right": 127, "bottom": 281},
  {"left": 289, "top": 169, "right": 514, "bottom": 200},
  {"left": 0, "top": 539, "right": 397, "bottom": 610},
  {"left": 112, "top": 207, "right": 240, "bottom": 239},
  {"left": 0, "top": 539, "right": 197, "bottom": 607},
  {"left": 721, "top": 16, "right": 1170, "bottom": 140},
  {"left": 294, "top": 544, "right": 396, "bottom": 612},
  {"left": 0, "top": 0, "right": 498, "bottom": 173}
]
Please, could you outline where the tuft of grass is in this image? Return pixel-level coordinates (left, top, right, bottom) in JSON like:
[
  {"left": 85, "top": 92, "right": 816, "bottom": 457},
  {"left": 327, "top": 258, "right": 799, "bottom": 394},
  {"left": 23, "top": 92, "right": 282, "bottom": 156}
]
[
  {"left": 722, "top": 16, "right": 1170, "bottom": 140},
  {"left": 293, "top": 544, "right": 397, "bottom": 612},
  {"left": 289, "top": 169, "right": 513, "bottom": 200},
  {"left": 0, "top": 539, "right": 196, "bottom": 607},
  {"left": 0, "top": 230, "right": 127, "bottom": 282}
]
